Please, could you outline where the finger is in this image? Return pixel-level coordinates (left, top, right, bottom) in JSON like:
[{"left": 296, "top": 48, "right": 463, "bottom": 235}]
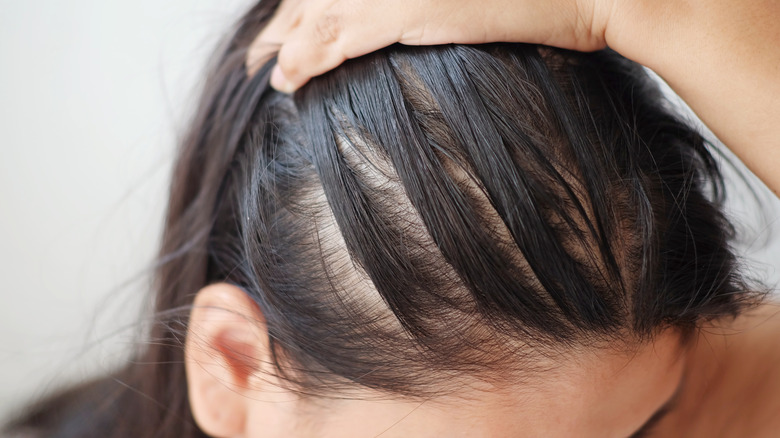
[
  {"left": 263, "top": 0, "right": 609, "bottom": 92},
  {"left": 246, "top": 38, "right": 282, "bottom": 77},
  {"left": 270, "top": 0, "right": 405, "bottom": 92},
  {"left": 245, "top": 0, "right": 308, "bottom": 77}
]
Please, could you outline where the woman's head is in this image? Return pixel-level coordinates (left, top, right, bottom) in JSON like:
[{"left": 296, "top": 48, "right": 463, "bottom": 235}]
[{"left": 145, "top": 2, "right": 759, "bottom": 437}]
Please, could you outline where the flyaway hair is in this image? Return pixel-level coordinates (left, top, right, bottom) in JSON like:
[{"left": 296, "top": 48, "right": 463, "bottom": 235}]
[{"left": 4, "top": 1, "right": 764, "bottom": 437}]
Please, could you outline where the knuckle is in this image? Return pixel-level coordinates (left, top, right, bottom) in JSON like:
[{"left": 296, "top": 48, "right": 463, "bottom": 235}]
[{"left": 312, "top": 13, "right": 342, "bottom": 46}]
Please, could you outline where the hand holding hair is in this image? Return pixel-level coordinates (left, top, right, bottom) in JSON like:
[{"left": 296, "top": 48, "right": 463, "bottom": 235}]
[
  {"left": 7, "top": 1, "right": 780, "bottom": 435},
  {"left": 248, "top": 0, "right": 780, "bottom": 198},
  {"left": 247, "top": 0, "right": 612, "bottom": 90}
]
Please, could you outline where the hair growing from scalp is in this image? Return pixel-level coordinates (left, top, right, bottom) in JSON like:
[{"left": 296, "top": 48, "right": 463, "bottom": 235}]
[{"left": 5, "top": 2, "right": 765, "bottom": 437}]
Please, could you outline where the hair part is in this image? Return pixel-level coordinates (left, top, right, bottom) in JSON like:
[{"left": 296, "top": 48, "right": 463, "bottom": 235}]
[
  {"left": 200, "top": 41, "right": 762, "bottom": 398},
  {"left": 4, "top": 1, "right": 766, "bottom": 436}
]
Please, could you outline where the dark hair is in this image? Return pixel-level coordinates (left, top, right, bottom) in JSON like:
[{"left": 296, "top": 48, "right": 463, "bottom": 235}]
[{"left": 4, "top": 1, "right": 764, "bottom": 437}]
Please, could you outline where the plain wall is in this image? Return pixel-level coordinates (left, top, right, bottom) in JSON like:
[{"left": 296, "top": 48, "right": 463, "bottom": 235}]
[
  {"left": 1, "top": 0, "right": 778, "bottom": 422},
  {"left": 0, "top": 0, "right": 253, "bottom": 419}
]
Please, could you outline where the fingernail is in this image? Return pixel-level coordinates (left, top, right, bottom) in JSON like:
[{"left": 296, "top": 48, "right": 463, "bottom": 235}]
[{"left": 270, "top": 65, "right": 295, "bottom": 93}]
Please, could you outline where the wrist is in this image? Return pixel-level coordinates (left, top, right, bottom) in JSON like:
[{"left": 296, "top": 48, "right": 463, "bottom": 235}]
[{"left": 602, "top": 0, "right": 688, "bottom": 70}]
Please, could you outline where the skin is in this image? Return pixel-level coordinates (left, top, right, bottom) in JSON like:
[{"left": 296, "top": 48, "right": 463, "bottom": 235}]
[
  {"left": 232, "top": 1, "right": 780, "bottom": 434},
  {"left": 247, "top": 0, "right": 780, "bottom": 197},
  {"left": 651, "top": 303, "right": 780, "bottom": 436},
  {"left": 186, "top": 283, "right": 691, "bottom": 438},
  {"left": 187, "top": 285, "right": 780, "bottom": 437}
]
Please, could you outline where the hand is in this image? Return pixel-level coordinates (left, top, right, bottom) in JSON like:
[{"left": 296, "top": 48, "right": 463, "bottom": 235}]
[
  {"left": 246, "top": 0, "right": 780, "bottom": 197},
  {"left": 247, "top": 0, "right": 615, "bottom": 92}
]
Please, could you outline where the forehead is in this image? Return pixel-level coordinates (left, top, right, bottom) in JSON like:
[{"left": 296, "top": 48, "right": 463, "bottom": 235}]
[
  {"left": 435, "top": 329, "right": 688, "bottom": 437},
  {"left": 566, "top": 330, "right": 686, "bottom": 418},
  {"left": 297, "top": 331, "right": 688, "bottom": 438}
]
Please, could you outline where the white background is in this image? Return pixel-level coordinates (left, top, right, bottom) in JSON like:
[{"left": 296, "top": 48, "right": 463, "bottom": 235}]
[
  {"left": 1, "top": 0, "right": 778, "bottom": 422},
  {"left": 0, "top": 0, "right": 253, "bottom": 420}
]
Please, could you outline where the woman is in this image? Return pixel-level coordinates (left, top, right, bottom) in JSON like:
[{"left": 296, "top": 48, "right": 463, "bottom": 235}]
[
  {"left": 253, "top": 0, "right": 780, "bottom": 198},
  {"left": 5, "top": 0, "right": 778, "bottom": 437}
]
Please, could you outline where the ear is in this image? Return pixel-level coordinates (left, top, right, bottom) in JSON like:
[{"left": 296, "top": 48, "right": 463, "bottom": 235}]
[{"left": 185, "top": 283, "right": 268, "bottom": 438}]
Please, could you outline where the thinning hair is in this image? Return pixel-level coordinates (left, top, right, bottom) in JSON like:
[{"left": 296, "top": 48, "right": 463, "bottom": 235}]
[
  {"left": 202, "top": 43, "right": 757, "bottom": 397},
  {"left": 4, "top": 2, "right": 764, "bottom": 437}
]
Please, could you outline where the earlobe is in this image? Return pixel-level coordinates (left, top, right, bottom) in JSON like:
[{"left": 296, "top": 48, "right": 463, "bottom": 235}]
[{"left": 184, "top": 283, "right": 268, "bottom": 438}]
